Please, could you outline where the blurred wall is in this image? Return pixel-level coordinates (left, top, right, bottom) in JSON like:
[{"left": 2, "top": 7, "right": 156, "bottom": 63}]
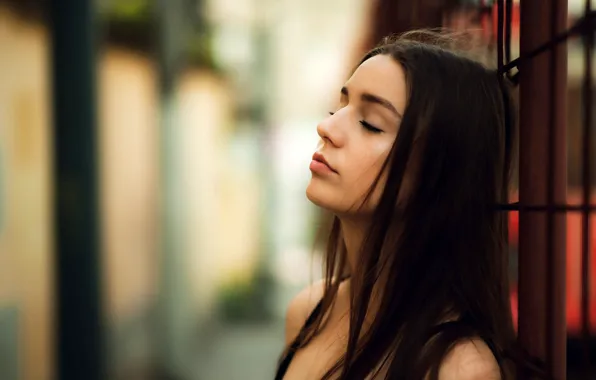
[
  {"left": 176, "top": 69, "right": 262, "bottom": 317},
  {"left": 0, "top": 5, "right": 260, "bottom": 379},
  {"left": 99, "top": 48, "right": 160, "bottom": 325},
  {"left": 0, "top": 7, "right": 53, "bottom": 380}
]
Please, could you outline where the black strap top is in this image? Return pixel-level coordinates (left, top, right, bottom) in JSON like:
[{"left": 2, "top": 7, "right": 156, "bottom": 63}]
[
  {"left": 274, "top": 297, "right": 324, "bottom": 380},
  {"left": 274, "top": 300, "right": 501, "bottom": 380}
]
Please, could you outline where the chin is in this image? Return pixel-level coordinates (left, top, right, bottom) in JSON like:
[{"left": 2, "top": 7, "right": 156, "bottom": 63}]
[
  {"left": 306, "top": 180, "right": 378, "bottom": 216},
  {"left": 306, "top": 181, "right": 333, "bottom": 209},
  {"left": 306, "top": 181, "right": 346, "bottom": 214},
  {"left": 306, "top": 183, "right": 324, "bottom": 207}
]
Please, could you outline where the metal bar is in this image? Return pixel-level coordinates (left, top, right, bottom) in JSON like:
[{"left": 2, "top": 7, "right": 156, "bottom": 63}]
[
  {"left": 499, "top": 9, "right": 595, "bottom": 74},
  {"left": 497, "top": 203, "right": 596, "bottom": 212},
  {"left": 546, "top": 0, "right": 559, "bottom": 374},
  {"left": 580, "top": 0, "right": 593, "bottom": 378},
  {"left": 518, "top": 0, "right": 567, "bottom": 379},
  {"left": 50, "top": 0, "right": 104, "bottom": 379},
  {"left": 505, "top": 0, "right": 513, "bottom": 64},
  {"left": 497, "top": 0, "right": 504, "bottom": 69}
]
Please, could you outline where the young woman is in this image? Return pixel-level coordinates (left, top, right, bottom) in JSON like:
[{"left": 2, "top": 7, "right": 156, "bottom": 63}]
[{"left": 275, "top": 31, "right": 546, "bottom": 380}]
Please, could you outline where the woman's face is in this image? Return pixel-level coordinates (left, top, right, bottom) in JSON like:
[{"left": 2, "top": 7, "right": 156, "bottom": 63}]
[{"left": 306, "top": 54, "right": 407, "bottom": 215}]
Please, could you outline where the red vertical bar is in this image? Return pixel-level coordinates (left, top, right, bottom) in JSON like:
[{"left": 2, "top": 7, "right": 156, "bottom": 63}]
[
  {"left": 580, "top": 0, "right": 593, "bottom": 378},
  {"left": 518, "top": 0, "right": 567, "bottom": 379},
  {"left": 497, "top": 0, "right": 504, "bottom": 68}
]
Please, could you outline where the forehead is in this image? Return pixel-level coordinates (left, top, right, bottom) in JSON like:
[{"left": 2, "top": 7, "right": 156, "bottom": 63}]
[{"left": 345, "top": 54, "right": 407, "bottom": 114}]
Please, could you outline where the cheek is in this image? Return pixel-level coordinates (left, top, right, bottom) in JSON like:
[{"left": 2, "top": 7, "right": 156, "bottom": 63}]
[
  {"left": 345, "top": 141, "right": 392, "bottom": 187},
  {"left": 335, "top": 141, "right": 391, "bottom": 211},
  {"left": 306, "top": 138, "right": 394, "bottom": 214}
]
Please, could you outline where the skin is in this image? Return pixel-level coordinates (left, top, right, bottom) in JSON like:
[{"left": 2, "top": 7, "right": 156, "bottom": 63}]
[
  {"left": 306, "top": 54, "right": 405, "bottom": 218},
  {"left": 285, "top": 55, "right": 501, "bottom": 379}
]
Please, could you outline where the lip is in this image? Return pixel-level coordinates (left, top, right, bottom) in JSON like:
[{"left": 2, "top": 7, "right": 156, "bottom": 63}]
[{"left": 311, "top": 152, "right": 337, "bottom": 174}]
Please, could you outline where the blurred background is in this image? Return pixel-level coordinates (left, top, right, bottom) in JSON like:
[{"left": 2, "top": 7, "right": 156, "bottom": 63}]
[{"left": 0, "top": 0, "right": 593, "bottom": 379}]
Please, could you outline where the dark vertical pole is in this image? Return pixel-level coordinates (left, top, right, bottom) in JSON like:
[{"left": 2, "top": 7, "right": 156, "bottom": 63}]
[
  {"left": 50, "top": 1, "right": 103, "bottom": 380},
  {"left": 505, "top": 0, "right": 513, "bottom": 65},
  {"left": 580, "top": 1, "right": 593, "bottom": 378},
  {"left": 497, "top": 0, "right": 504, "bottom": 69},
  {"left": 518, "top": 0, "right": 567, "bottom": 379}
]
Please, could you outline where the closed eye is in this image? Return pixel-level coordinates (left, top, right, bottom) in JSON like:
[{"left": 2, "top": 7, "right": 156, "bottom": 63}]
[
  {"left": 328, "top": 112, "right": 383, "bottom": 134},
  {"left": 359, "top": 120, "right": 383, "bottom": 133}
]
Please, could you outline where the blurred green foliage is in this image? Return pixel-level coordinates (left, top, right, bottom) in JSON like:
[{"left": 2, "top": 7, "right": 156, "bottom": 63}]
[
  {"left": 99, "top": 0, "right": 152, "bottom": 21},
  {"left": 102, "top": 0, "right": 150, "bottom": 20},
  {"left": 216, "top": 267, "right": 276, "bottom": 323},
  {"left": 185, "top": 28, "right": 220, "bottom": 72},
  {"left": 100, "top": 0, "right": 219, "bottom": 71}
]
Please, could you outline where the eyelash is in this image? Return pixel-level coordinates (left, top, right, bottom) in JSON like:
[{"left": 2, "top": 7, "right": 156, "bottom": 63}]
[{"left": 328, "top": 112, "right": 383, "bottom": 134}]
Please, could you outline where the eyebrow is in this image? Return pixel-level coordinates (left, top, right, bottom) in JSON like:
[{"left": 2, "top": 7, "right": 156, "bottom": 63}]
[{"left": 341, "top": 86, "right": 402, "bottom": 119}]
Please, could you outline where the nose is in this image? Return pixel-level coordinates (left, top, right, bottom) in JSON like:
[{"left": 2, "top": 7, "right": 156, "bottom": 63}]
[{"left": 316, "top": 112, "right": 344, "bottom": 147}]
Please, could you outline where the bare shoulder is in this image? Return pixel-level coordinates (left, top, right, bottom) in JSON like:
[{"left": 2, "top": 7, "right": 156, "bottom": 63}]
[
  {"left": 284, "top": 279, "right": 327, "bottom": 345},
  {"left": 438, "top": 338, "right": 501, "bottom": 380}
]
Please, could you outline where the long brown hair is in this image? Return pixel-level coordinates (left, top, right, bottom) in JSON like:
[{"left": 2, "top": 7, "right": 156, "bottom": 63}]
[{"left": 282, "top": 31, "right": 548, "bottom": 380}]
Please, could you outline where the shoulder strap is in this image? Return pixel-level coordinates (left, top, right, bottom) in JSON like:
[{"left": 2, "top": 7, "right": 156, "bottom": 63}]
[
  {"left": 274, "top": 276, "right": 350, "bottom": 380},
  {"left": 274, "top": 299, "right": 324, "bottom": 380}
]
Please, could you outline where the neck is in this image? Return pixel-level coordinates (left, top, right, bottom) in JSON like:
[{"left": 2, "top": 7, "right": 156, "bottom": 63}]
[
  {"left": 338, "top": 216, "right": 369, "bottom": 275},
  {"left": 338, "top": 215, "right": 389, "bottom": 325}
]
